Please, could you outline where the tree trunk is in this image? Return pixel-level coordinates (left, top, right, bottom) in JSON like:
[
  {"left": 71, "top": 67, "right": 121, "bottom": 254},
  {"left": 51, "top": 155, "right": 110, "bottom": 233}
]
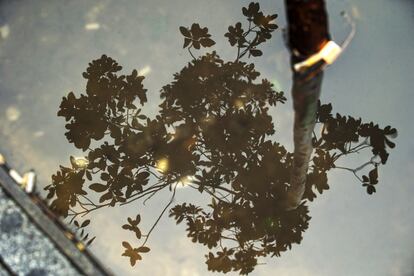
[{"left": 284, "top": 0, "right": 330, "bottom": 210}]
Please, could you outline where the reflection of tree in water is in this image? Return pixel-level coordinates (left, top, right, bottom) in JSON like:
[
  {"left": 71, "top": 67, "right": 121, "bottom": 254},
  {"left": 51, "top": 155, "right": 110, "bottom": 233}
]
[{"left": 45, "top": 3, "right": 396, "bottom": 274}]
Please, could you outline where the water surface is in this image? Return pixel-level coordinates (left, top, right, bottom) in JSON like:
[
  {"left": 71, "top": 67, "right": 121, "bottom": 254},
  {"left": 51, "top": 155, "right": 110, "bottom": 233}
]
[{"left": 0, "top": 1, "right": 413, "bottom": 275}]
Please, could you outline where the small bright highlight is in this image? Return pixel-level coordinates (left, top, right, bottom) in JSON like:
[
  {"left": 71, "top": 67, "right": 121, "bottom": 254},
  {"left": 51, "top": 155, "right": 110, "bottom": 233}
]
[
  {"left": 70, "top": 156, "right": 89, "bottom": 170},
  {"left": 234, "top": 99, "right": 245, "bottom": 110},
  {"left": 294, "top": 41, "right": 342, "bottom": 72},
  {"left": 138, "top": 66, "right": 151, "bottom": 77},
  {"left": 85, "top": 22, "right": 100, "bottom": 31},
  {"left": 176, "top": 175, "right": 194, "bottom": 188},
  {"left": 155, "top": 158, "right": 169, "bottom": 173}
]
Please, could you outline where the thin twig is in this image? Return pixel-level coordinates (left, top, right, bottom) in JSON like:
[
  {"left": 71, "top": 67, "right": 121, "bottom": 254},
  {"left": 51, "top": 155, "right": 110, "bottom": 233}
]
[
  {"left": 142, "top": 184, "right": 178, "bottom": 246},
  {"left": 188, "top": 46, "right": 196, "bottom": 60}
]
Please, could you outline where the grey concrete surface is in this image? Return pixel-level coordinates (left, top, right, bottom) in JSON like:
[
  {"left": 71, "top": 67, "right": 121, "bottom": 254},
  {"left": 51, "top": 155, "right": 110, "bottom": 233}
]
[{"left": 0, "top": 186, "right": 81, "bottom": 276}]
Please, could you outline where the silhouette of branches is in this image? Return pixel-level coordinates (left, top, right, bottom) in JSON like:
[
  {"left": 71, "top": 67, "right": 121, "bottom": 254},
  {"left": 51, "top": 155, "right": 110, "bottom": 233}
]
[{"left": 44, "top": 2, "right": 397, "bottom": 274}]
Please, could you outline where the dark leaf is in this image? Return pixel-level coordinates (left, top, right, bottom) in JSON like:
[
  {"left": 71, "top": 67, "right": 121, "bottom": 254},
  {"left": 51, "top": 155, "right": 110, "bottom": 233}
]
[
  {"left": 179, "top": 26, "right": 191, "bottom": 37},
  {"left": 183, "top": 38, "right": 192, "bottom": 48},
  {"left": 367, "top": 185, "right": 376, "bottom": 195},
  {"left": 250, "top": 49, "right": 262, "bottom": 57},
  {"left": 192, "top": 40, "right": 201, "bottom": 50},
  {"left": 86, "top": 236, "right": 96, "bottom": 246},
  {"left": 99, "top": 191, "right": 112, "bottom": 203},
  {"left": 85, "top": 170, "right": 92, "bottom": 181},
  {"left": 122, "top": 224, "right": 131, "bottom": 230},
  {"left": 89, "top": 183, "right": 107, "bottom": 192},
  {"left": 242, "top": 7, "right": 249, "bottom": 16},
  {"left": 200, "top": 38, "right": 216, "bottom": 48},
  {"left": 368, "top": 167, "right": 378, "bottom": 185},
  {"left": 137, "top": 246, "right": 150, "bottom": 253},
  {"left": 131, "top": 118, "right": 143, "bottom": 129},
  {"left": 135, "top": 228, "right": 142, "bottom": 239},
  {"left": 100, "top": 173, "right": 110, "bottom": 181},
  {"left": 81, "top": 219, "right": 91, "bottom": 228},
  {"left": 122, "top": 241, "right": 132, "bottom": 249}
]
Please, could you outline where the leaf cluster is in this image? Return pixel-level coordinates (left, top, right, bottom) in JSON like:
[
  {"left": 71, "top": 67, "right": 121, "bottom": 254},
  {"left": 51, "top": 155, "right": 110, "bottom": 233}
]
[
  {"left": 72, "top": 219, "right": 96, "bottom": 247},
  {"left": 46, "top": 2, "right": 397, "bottom": 274},
  {"left": 225, "top": 2, "right": 278, "bottom": 59},
  {"left": 180, "top": 23, "right": 216, "bottom": 50}
]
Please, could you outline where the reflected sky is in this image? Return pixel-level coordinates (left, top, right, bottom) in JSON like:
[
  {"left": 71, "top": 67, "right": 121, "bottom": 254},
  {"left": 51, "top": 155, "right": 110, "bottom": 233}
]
[{"left": 0, "top": 0, "right": 413, "bottom": 275}]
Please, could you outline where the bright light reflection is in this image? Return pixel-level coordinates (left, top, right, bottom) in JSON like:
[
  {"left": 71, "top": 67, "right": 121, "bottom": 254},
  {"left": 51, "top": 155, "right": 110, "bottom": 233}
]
[
  {"left": 234, "top": 99, "right": 244, "bottom": 110},
  {"left": 85, "top": 22, "right": 100, "bottom": 31},
  {"left": 6, "top": 106, "right": 21, "bottom": 121},
  {"left": 294, "top": 40, "right": 342, "bottom": 71},
  {"left": 155, "top": 157, "right": 169, "bottom": 173},
  {"left": 138, "top": 65, "right": 151, "bottom": 77},
  {"left": 176, "top": 175, "right": 194, "bottom": 189},
  {"left": 70, "top": 156, "right": 89, "bottom": 170},
  {"left": 0, "top": 24, "right": 10, "bottom": 39}
]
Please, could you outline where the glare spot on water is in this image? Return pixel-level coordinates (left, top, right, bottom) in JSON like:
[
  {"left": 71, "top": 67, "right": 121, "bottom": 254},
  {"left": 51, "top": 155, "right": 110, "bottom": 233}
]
[
  {"left": 176, "top": 175, "right": 194, "bottom": 189},
  {"left": 85, "top": 22, "right": 100, "bottom": 31},
  {"left": 0, "top": 24, "right": 10, "bottom": 39},
  {"left": 138, "top": 65, "right": 151, "bottom": 77},
  {"left": 234, "top": 99, "right": 244, "bottom": 110},
  {"left": 6, "top": 106, "right": 21, "bottom": 121},
  {"left": 33, "top": 131, "right": 45, "bottom": 138},
  {"left": 70, "top": 156, "right": 89, "bottom": 170},
  {"left": 155, "top": 157, "right": 169, "bottom": 173}
]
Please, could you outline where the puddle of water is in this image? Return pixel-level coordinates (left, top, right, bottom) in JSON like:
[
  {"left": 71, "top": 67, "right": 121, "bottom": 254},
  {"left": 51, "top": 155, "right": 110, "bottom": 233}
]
[{"left": 0, "top": 1, "right": 413, "bottom": 275}]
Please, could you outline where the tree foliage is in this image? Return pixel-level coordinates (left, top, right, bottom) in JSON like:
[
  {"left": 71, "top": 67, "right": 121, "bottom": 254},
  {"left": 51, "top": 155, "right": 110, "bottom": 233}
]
[{"left": 44, "top": 3, "right": 396, "bottom": 274}]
